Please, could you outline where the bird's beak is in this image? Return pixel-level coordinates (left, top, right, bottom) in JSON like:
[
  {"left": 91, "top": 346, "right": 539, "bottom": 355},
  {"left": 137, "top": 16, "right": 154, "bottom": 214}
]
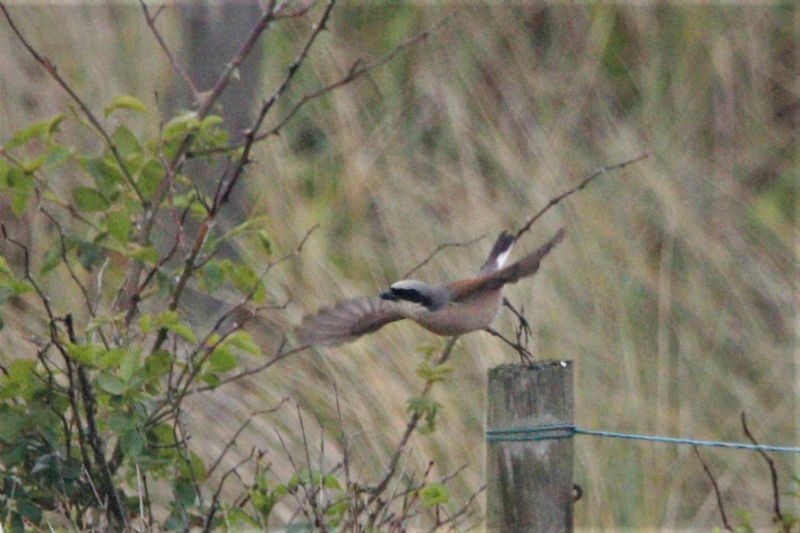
[{"left": 380, "top": 290, "right": 397, "bottom": 301}]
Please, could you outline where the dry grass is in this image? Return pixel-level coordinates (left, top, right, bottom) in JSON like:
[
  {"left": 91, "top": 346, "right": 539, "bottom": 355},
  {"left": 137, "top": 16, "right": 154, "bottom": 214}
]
[{"left": 0, "top": 3, "right": 797, "bottom": 530}]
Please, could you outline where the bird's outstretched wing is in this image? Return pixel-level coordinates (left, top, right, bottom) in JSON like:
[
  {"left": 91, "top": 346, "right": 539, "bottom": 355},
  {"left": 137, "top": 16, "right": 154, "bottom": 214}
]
[
  {"left": 449, "top": 228, "right": 565, "bottom": 302},
  {"left": 297, "top": 297, "right": 405, "bottom": 346}
]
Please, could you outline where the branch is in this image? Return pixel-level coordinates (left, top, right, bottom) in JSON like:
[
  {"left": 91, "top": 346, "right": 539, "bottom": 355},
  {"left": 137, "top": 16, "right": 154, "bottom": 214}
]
[
  {"left": 0, "top": 4, "right": 145, "bottom": 202},
  {"left": 212, "top": 0, "right": 338, "bottom": 210},
  {"left": 191, "top": 13, "right": 452, "bottom": 160},
  {"left": 64, "top": 314, "right": 129, "bottom": 529},
  {"left": 741, "top": 412, "right": 786, "bottom": 530},
  {"left": 403, "top": 234, "right": 485, "bottom": 279},
  {"left": 121, "top": 0, "right": 288, "bottom": 322},
  {"left": 195, "top": 0, "right": 286, "bottom": 119},
  {"left": 515, "top": 153, "right": 649, "bottom": 240},
  {"left": 693, "top": 445, "right": 733, "bottom": 532},
  {"left": 192, "top": 339, "right": 309, "bottom": 394},
  {"left": 139, "top": 0, "right": 200, "bottom": 102},
  {"left": 367, "top": 336, "right": 459, "bottom": 504},
  {"left": 483, "top": 326, "right": 532, "bottom": 363},
  {"left": 254, "top": 14, "right": 452, "bottom": 144},
  {"left": 206, "top": 399, "right": 288, "bottom": 479}
]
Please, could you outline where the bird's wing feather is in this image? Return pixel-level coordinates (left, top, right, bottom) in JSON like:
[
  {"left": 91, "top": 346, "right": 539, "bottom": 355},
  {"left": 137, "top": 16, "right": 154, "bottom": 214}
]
[
  {"left": 297, "top": 297, "right": 405, "bottom": 346},
  {"left": 449, "top": 228, "right": 565, "bottom": 302},
  {"left": 478, "top": 231, "right": 516, "bottom": 274}
]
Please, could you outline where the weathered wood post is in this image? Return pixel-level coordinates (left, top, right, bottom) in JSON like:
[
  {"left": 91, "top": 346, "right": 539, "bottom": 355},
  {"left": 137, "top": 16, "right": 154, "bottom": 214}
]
[{"left": 486, "top": 361, "right": 574, "bottom": 532}]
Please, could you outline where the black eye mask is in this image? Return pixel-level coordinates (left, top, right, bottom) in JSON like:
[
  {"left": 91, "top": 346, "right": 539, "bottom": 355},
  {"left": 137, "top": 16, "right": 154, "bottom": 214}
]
[{"left": 381, "top": 287, "right": 435, "bottom": 310}]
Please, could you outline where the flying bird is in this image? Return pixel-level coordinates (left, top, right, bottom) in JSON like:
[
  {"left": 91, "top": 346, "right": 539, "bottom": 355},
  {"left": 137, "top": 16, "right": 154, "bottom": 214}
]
[{"left": 298, "top": 228, "right": 565, "bottom": 346}]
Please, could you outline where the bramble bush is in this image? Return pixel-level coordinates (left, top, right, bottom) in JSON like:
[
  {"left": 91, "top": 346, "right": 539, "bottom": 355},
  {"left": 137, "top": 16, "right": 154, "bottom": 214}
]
[{"left": 0, "top": 2, "right": 474, "bottom": 531}]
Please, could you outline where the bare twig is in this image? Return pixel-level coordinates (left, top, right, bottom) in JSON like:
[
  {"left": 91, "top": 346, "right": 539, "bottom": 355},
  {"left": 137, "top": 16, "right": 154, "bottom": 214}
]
[
  {"left": 203, "top": 452, "right": 254, "bottom": 533},
  {"left": 368, "top": 336, "right": 459, "bottom": 504},
  {"left": 741, "top": 412, "right": 786, "bottom": 530},
  {"left": 195, "top": 0, "right": 286, "bottom": 120},
  {"left": 403, "top": 234, "right": 486, "bottom": 278},
  {"left": 212, "top": 0, "right": 337, "bottom": 209},
  {"left": 693, "top": 445, "right": 733, "bottom": 533},
  {"left": 515, "top": 153, "right": 649, "bottom": 240},
  {"left": 190, "top": 13, "right": 452, "bottom": 159},
  {"left": 256, "top": 15, "right": 452, "bottom": 144},
  {"left": 483, "top": 326, "right": 532, "bottom": 362},
  {"left": 192, "top": 340, "right": 308, "bottom": 394},
  {"left": 206, "top": 399, "right": 289, "bottom": 478},
  {"left": 40, "top": 210, "right": 107, "bottom": 344},
  {"left": 138, "top": 0, "right": 200, "bottom": 101}
]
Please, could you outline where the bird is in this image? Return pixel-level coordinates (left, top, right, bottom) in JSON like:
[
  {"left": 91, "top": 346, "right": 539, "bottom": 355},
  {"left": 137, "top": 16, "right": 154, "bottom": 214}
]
[{"left": 297, "top": 228, "right": 565, "bottom": 346}]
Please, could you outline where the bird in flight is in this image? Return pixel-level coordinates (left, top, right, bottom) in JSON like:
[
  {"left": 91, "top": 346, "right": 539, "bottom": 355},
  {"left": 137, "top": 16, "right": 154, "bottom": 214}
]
[{"left": 298, "top": 228, "right": 565, "bottom": 346}]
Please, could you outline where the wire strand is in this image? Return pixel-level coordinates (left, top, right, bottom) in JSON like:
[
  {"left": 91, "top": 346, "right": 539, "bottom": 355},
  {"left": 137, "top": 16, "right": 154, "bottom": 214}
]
[{"left": 485, "top": 424, "right": 800, "bottom": 454}]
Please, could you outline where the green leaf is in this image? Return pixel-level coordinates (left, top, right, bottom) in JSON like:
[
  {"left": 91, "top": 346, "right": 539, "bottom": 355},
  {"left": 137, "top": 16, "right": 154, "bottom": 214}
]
[
  {"left": 6, "top": 167, "right": 33, "bottom": 217},
  {"left": 224, "top": 330, "right": 260, "bottom": 355},
  {"left": 22, "top": 154, "right": 47, "bottom": 173},
  {"left": 200, "top": 372, "right": 220, "bottom": 388},
  {"left": 44, "top": 144, "right": 72, "bottom": 169},
  {"left": 177, "top": 452, "right": 206, "bottom": 482},
  {"left": 169, "top": 323, "right": 197, "bottom": 344},
  {"left": 406, "top": 396, "right": 440, "bottom": 434},
  {"left": 120, "top": 349, "right": 141, "bottom": 382},
  {"left": 98, "top": 348, "right": 126, "bottom": 369},
  {"left": 322, "top": 474, "right": 341, "bottom": 490},
  {"left": 0, "top": 406, "right": 26, "bottom": 442},
  {"left": 163, "top": 111, "right": 201, "bottom": 142},
  {"left": 258, "top": 230, "right": 272, "bottom": 255},
  {"left": 106, "top": 211, "right": 132, "bottom": 243},
  {"left": 67, "top": 343, "right": 103, "bottom": 366},
  {"left": 104, "top": 95, "right": 148, "bottom": 117},
  {"left": 112, "top": 125, "right": 143, "bottom": 162},
  {"left": 420, "top": 482, "right": 451, "bottom": 508},
  {"left": 139, "top": 314, "right": 153, "bottom": 334},
  {"left": 138, "top": 159, "right": 163, "bottom": 200},
  {"left": 82, "top": 156, "right": 124, "bottom": 195},
  {"left": 121, "top": 429, "right": 145, "bottom": 458},
  {"left": 145, "top": 350, "right": 173, "bottom": 380},
  {"left": 40, "top": 242, "right": 66, "bottom": 276},
  {"left": 73, "top": 186, "right": 110, "bottom": 212},
  {"left": 415, "top": 361, "right": 453, "bottom": 384},
  {"left": 6, "top": 114, "right": 63, "bottom": 149},
  {"left": 200, "top": 261, "right": 225, "bottom": 292},
  {"left": 174, "top": 477, "right": 198, "bottom": 508},
  {"left": 154, "top": 310, "right": 197, "bottom": 343},
  {"left": 97, "top": 372, "right": 126, "bottom": 395},
  {"left": 75, "top": 239, "right": 106, "bottom": 271},
  {"left": 16, "top": 498, "right": 43, "bottom": 525},
  {"left": 209, "top": 346, "right": 236, "bottom": 373},
  {"left": 127, "top": 244, "right": 158, "bottom": 263}
]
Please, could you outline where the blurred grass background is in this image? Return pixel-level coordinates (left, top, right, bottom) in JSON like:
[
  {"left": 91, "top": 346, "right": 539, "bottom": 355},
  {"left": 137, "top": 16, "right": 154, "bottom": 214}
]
[{"left": 1, "top": 2, "right": 797, "bottom": 530}]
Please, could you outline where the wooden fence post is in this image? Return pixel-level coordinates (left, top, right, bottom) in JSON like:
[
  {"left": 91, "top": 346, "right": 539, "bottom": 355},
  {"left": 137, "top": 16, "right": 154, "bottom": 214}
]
[{"left": 486, "top": 361, "right": 574, "bottom": 532}]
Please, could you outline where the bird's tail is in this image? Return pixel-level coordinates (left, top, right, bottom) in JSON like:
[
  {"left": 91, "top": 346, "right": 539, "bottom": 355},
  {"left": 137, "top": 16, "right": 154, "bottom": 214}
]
[
  {"left": 479, "top": 231, "right": 516, "bottom": 274},
  {"left": 495, "top": 228, "right": 565, "bottom": 284}
]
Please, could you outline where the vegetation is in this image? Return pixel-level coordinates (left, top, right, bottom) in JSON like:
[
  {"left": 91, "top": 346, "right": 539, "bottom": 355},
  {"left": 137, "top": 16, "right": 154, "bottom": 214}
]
[{"left": 0, "top": 2, "right": 797, "bottom": 531}]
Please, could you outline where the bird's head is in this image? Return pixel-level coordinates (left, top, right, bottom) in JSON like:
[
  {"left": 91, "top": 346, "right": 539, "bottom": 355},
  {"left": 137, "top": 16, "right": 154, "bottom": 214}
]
[{"left": 380, "top": 279, "right": 437, "bottom": 310}]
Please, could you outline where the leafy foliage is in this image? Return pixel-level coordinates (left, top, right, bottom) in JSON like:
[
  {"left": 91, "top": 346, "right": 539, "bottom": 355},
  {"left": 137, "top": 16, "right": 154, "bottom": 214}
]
[{"left": 0, "top": 3, "right": 474, "bottom": 532}]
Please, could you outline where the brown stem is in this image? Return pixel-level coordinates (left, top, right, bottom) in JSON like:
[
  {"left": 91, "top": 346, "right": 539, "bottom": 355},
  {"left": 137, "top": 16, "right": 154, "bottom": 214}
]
[
  {"left": 741, "top": 412, "right": 785, "bottom": 531},
  {"left": 693, "top": 445, "right": 733, "bottom": 532},
  {"left": 515, "top": 153, "right": 649, "bottom": 240}
]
